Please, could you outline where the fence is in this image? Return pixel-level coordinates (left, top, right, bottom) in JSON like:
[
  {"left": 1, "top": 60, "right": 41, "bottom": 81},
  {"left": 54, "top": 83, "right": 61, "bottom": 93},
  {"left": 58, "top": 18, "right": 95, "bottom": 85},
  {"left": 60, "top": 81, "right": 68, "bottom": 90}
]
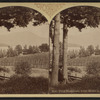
[{"left": 0, "top": 75, "right": 9, "bottom": 80}]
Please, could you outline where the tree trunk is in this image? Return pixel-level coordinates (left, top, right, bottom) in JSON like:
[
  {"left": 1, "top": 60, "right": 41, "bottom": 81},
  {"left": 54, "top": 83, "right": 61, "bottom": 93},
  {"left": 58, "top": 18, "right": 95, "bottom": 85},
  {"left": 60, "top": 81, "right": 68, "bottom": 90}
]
[
  {"left": 51, "top": 20, "right": 55, "bottom": 70},
  {"left": 51, "top": 13, "right": 60, "bottom": 86},
  {"left": 63, "top": 23, "right": 69, "bottom": 84},
  {"left": 49, "top": 20, "right": 54, "bottom": 82}
]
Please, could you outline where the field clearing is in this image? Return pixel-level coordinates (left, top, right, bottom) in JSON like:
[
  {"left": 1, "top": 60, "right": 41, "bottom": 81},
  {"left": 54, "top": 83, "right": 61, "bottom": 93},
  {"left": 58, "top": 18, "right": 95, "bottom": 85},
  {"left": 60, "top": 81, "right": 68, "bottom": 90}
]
[
  {"left": 67, "top": 55, "right": 100, "bottom": 66},
  {"left": 0, "top": 52, "right": 49, "bottom": 69},
  {"left": 30, "top": 68, "right": 49, "bottom": 78},
  {"left": 65, "top": 56, "right": 100, "bottom": 78},
  {"left": 0, "top": 66, "right": 49, "bottom": 78}
]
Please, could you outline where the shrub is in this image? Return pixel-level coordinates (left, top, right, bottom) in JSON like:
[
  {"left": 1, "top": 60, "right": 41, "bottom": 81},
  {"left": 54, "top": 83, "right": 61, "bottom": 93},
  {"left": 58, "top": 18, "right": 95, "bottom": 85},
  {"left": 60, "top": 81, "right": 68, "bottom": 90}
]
[
  {"left": 14, "top": 61, "right": 31, "bottom": 76},
  {"left": 68, "top": 66, "right": 81, "bottom": 73},
  {"left": 86, "top": 61, "right": 100, "bottom": 76},
  {"left": 0, "top": 67, "right": 9, "bottom": 73},
  {"left": 68, "top": 50, "right": 78, "bottom": 59}
]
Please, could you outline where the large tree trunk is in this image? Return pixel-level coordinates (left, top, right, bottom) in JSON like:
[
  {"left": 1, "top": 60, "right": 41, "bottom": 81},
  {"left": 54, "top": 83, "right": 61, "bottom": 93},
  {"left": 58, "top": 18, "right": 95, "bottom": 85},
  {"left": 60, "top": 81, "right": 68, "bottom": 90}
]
[
  {"left": 62, "top": 23, "right": 69, "bottom": 84},
  {"left": 49, "top": 20, "right": 54, "bottom": 82},
  {"left": 51, "top": 13, "right": 60, "bottom": 86},
  {"left": 50, "top": 20, "right": 55, "bottom": 69}
]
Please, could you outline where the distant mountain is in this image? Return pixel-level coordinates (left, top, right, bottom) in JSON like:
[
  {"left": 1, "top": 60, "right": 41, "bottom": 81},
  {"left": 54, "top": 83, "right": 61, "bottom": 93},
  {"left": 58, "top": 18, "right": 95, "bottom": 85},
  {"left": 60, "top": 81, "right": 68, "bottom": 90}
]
[
  {"left": 68, "top": 43, "right": 80, "bottom": 47},
  {"left": 0, "top": 31, "right": 48, "bottom": 46},
  {"left": 0, "top": 43, "right": 9, "bottom": 47}
]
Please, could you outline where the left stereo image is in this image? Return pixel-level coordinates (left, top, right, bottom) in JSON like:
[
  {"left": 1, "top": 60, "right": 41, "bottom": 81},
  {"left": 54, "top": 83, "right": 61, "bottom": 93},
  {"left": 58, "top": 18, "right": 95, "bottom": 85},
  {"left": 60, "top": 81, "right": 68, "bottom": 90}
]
[{"left": 0, "top": 6, "right": 49, "bottom": 94}]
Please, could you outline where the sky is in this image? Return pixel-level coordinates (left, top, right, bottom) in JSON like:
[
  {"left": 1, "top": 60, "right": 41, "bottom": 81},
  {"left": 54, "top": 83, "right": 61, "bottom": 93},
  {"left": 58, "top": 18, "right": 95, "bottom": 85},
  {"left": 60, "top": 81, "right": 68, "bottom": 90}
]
[
  {"left": 0, "top": 22, "right": 49, "bottom": 47},
  {"left": 0, "top": 20, "right": 100, "bottom": 49},
  {"left": 60, "top": 25, "right": 100, "bottom": 48}
]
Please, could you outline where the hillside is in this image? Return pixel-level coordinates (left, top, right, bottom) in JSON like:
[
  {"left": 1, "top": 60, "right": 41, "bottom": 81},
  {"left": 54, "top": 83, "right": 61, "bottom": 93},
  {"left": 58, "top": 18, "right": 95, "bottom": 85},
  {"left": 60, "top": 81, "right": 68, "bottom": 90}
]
[
  {"left": 0, "top": 43, "right": 9, "bottom": 47},
  {"left": 0, "top": 31, "right": 48, "bottom": 47},
  {"left": 68, "top": 43, "right": 80, "bottom": 47},
  {"left": 67, "top": 55, "right": 100, "bottom": 66},
  {"left": 0, "top": 52, "right": 49, "bottom": 69}
]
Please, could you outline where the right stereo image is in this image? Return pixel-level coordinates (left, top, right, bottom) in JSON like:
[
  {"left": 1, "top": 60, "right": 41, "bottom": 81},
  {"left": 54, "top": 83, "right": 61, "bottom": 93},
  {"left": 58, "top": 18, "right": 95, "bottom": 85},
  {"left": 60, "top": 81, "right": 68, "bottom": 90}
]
[{"left": 49, "top": 6, "right": 100, "bottom": 94}]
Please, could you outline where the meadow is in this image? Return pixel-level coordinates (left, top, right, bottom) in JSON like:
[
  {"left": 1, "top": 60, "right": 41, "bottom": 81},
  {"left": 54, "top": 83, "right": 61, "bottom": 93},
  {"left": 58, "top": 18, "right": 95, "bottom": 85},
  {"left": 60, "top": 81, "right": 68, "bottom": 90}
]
[
  {"left": 1, "top": 52, "right": 100, "bottom": 94},
  {"left": 0, "top": 52, "right": 49, "bottom": 94},
  {"left": 67, "top": 55, "right": 100, "bottom": 66},
  {"left": 0, "top": 52, "right": 49, "bottom": 69},
  {"left": 50, "top": 55, "right": 100, "bottom": 94}
]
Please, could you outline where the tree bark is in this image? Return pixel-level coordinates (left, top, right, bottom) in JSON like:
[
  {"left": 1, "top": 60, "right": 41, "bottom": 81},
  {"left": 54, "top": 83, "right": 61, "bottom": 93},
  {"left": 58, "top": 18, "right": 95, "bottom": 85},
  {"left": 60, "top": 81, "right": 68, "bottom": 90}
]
[
  {"left": 63, "top": 23, "right": 69, "bottom": 84},
  {"left": 49, "top": 20, "right": 54, "bottom": 82},
  {"left": 51, "top": 13, "right": 60, "bottom": 86},
  {"left": 51, "top": 20, "right": 55, "bottom": 69}
]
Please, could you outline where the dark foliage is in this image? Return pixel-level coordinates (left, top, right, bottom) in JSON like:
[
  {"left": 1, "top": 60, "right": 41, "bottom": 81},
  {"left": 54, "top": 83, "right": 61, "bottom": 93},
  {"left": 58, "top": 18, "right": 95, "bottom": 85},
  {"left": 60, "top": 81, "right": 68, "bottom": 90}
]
[
  {"left": 15, "top": 45, "right": 23, "bottom": 55},
  {"left": 61, "top": 6, "right": 100, "bottom": 31},
  {"left": 68, "top": 67, "right": 81, "bottom": 73},
  {"left": 86, "top": 61, "right": 100, "bottom": 76},
  {"left": 95, "top": 45, "right": 100, "bottom": 55},
  {"left": 39, "top": 43, "right": 49, "bottom": 52},
  {"left": 0, "top": 76, "right": 48, "bottom": 94},
  {"left": 50, "top": 6, "right": 100, "bottom": 46},
  {"left": 50, "top": 76, "right": 100, "bottom": 94},
  {"left": 0, "top": 6, "right": 47, "bottom": 31},
  {"left": 14, "top": 61, "right": 31, "bottom": 76}
]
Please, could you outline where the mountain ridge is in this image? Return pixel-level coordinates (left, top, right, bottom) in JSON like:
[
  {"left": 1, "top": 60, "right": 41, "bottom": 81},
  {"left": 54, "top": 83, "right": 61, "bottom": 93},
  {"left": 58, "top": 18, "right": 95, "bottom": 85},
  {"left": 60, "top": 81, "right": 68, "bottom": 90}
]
[
  {"left": 0, "top": 42, "right": 81, "bottom": 47},
  {"left": 0, "top": 43, "right": 9, "bottom": 47},
  {"left": 68, "top": 43, "right": 80, "bottom": 47},
  {"left": 0, "top": 31, "right": 48, "bottom": 46}
]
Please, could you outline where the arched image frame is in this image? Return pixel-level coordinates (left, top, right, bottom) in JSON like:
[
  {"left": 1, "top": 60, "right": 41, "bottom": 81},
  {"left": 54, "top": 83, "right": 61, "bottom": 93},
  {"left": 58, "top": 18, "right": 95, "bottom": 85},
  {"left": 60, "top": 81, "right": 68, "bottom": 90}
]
[
  {"left": 0, "top": 2, "right": 100, "bottom": 97},
  {"left": 0, "top": 5, "right": 50, "bottom": 95},
  {"left": 49, "top": 4, "right": 100, "bottom": 96}
]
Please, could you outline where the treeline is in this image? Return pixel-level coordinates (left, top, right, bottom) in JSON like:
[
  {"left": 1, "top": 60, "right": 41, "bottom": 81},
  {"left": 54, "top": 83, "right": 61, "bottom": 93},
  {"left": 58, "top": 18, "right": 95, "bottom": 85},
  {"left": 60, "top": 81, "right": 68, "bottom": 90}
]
[
  {"left": 0, "top": 43, "right": 49, "bottom": 58},
  {"left": 69, "top": 45, "right": 100, "bottom": 59},
  {"left": 59, "top": 44, "right": 100, "bottom": 60},
  {"left": 79, "top": 45, "right": 100, "bottom": 57}
]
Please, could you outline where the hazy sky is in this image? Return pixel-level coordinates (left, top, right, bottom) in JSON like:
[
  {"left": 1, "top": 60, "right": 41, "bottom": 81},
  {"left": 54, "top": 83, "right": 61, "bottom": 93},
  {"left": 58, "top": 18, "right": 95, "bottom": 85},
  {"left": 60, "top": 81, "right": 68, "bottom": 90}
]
[
  {"left": 0, "top": 22, "right": 49, "bottom": 46},
  {"left": 0, "top": 20, "right": 100, "bottom": 48},
  {"left": 60, "top": 25, "right": 100, "bottom": 48}
]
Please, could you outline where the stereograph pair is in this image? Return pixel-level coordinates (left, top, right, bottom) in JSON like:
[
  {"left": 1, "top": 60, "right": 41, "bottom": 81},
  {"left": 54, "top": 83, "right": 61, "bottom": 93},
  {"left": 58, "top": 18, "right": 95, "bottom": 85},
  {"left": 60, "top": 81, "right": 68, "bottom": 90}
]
[{"left": 0, "top": 3, "right": 100, "bottom": 95}]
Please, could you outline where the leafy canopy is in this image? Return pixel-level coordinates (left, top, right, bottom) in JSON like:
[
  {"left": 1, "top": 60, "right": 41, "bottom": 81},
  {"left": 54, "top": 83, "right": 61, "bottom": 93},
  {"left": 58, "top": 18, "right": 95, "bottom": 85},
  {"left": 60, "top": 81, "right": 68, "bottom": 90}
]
[
  {"left": 61, "top": 6, "right": 100, "bottom": 31},
  {"left": 50, "top": 6, "right": 100, "bottom": 41},
  {"left": 0, "top": 6, "right": 47, "bottom": 31}
]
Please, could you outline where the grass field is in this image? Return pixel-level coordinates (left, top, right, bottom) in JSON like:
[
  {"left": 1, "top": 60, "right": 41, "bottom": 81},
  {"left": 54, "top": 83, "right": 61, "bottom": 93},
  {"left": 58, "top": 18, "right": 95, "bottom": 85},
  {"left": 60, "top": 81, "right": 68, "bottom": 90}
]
[
  {"left": 0, "top": 52, "right": 49, "bottom": 69},
  {"left": 0, "top": 52, "right": 49, "bottom": 78},
  {"left": 66, "top": 55, "right": 100, "bottom": 77},
  {"left": 0, "top": 52, "right": 49, "bottom": 94},
  {"left": 67, "top": 55, "right": 100, "bottom": 66},
  {"left": 49, "top": 55, "right": 100, "bottom": 94}
]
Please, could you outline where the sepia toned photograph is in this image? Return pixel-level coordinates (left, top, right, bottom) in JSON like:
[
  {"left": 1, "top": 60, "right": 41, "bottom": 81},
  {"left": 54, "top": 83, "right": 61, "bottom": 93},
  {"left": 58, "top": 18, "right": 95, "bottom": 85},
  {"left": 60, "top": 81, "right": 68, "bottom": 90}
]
[
  {"left": 0, "top": 6, "right": 49, "bottom": 94},
  {"left": 49, "top": 6, "right": 100, "bottom": 94},
  {"left": 0, "top": 2, "right": 100, "bottom": 97}
]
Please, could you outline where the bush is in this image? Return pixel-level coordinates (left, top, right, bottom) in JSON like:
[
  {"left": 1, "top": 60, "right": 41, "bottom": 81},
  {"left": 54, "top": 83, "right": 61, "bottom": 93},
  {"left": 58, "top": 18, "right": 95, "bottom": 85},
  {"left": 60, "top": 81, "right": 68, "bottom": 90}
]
[
  {"left": 68, "top": 50, "right": 78, "bottom": 59},
  {"left": 68, "top": 66, "right": 81, "bottom": 73},
  {"left": 0, "top": 67, "right": 9, "bottom": 73},
  {"left": 14, "top": 61, "right": 31, "bottom": 76},
  {"left": 86, "top": 61, "right": 100, "bottom": 76}
]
